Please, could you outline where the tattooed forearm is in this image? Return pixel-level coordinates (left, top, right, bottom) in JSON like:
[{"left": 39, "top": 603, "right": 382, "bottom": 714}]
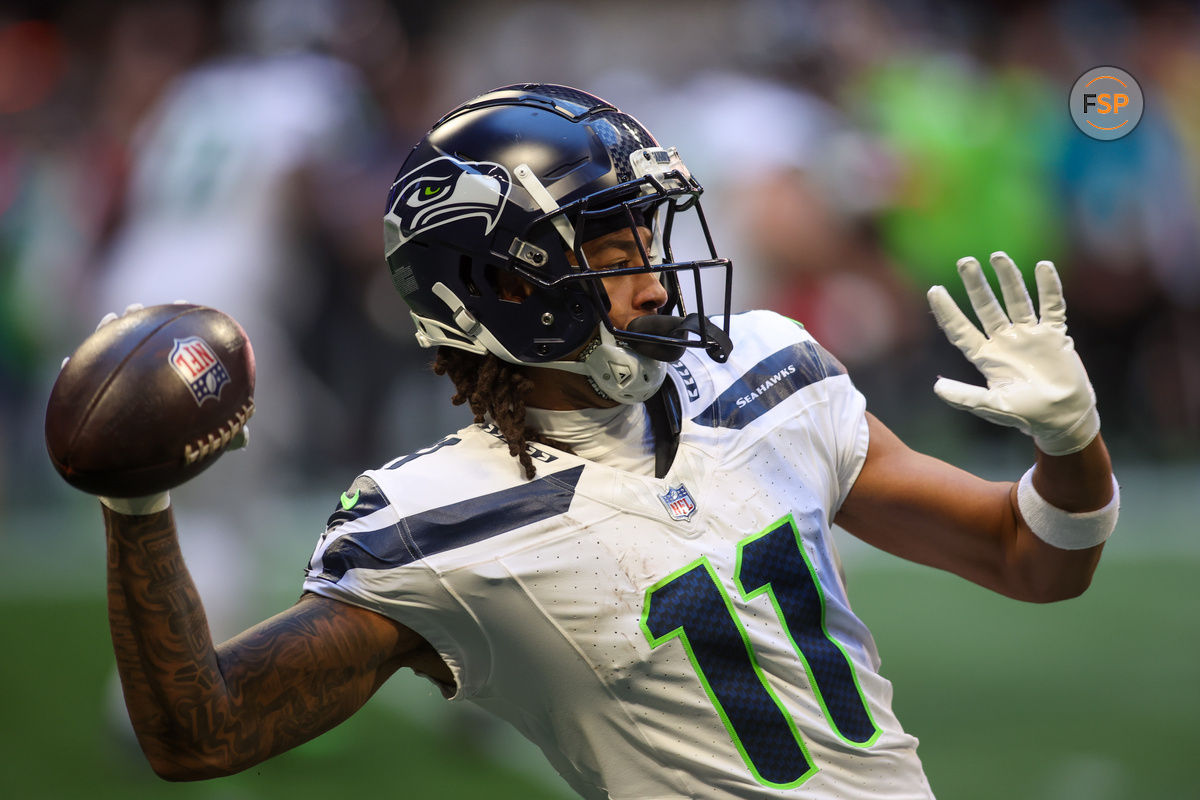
[
  {"left": 103, "top": 506, "right": 410, "bottom": 781},
  {"left": 105, "top": 505, "right": 226, "bottom": 776}
]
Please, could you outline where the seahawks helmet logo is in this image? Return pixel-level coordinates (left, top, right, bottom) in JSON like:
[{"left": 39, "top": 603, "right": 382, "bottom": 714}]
[{"left": 385, "top": 156, "right": 511, "bottom": 254}]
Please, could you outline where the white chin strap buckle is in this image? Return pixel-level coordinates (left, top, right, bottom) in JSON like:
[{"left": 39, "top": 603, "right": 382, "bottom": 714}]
[{"left": 577, "top": 329, "right": 668, "bottom": 404}]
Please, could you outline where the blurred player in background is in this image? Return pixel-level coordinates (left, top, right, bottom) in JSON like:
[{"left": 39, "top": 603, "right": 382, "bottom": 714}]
[
  {"left": 88, "top": 84, "right": 1118, "bottom": 798},
  {"left": 91, "top": 0, "right": 379, "bottom": 635}
]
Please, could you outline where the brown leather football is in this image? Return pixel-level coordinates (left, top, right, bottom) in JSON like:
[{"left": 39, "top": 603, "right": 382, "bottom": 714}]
[{"left": 45, "top": 304, "right": 255, "bottom": 497}]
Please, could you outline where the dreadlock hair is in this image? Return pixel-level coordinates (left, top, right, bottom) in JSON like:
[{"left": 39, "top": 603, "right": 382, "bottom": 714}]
[{"left": 432, "top": 347, "right": 561, "bottom": 480}]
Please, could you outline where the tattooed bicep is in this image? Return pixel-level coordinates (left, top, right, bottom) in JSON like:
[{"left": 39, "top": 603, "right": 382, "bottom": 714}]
[
  {"left": 209, "top": 594, "right": 432, "bottom": 757},
  {"left": 217, "top": 593, "right": 423, "bottom": 691}
]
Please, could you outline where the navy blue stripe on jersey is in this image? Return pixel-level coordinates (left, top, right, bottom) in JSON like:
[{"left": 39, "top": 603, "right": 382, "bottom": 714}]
[
  {"left": 326, "top": 475, "right": 390, "bottom": 530},
  {"left": 381, "top": 436, "right": 462, "bottom": 470},
  {"left": 691, "top": 341, "right": 847, "bottom": 430},
  {"left": 313, "top": 465, "right": 585, "bottom": 581}
]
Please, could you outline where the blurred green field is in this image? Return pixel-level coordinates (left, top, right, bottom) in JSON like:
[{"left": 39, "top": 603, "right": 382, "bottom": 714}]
[
  {"left": 0, "top": 594, "right": 571, "bottom": 800},
  {"left": 852, "top": 557, "right": 1196, "bottom": 800},
  {"left": 1, "top": 464, "right": 1195, "bottom": 799}
]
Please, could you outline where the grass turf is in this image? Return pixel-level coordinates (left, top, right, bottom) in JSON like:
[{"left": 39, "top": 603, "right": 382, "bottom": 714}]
[{"left": 848, "top": 556, "right": 1196, "bottom": 800}]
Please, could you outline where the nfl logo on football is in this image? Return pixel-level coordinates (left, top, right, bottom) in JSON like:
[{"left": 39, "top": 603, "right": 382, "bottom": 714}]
[
  {"left": 659, "top": 484, "right": 698, "bottom": 522},
  {"left": 169, "top": 336, "right": 231, "bottom": 405}
]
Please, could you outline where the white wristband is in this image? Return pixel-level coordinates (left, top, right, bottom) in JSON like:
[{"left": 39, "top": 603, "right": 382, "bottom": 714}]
[
  {"left": 99, "top": 492, "right": 171, "bottom": 516},
  {"left": 1016, "top": 467, "right": 1118, "bottom": 550}
]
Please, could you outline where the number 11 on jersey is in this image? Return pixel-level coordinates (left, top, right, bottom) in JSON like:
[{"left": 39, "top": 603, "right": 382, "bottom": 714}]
[{"left": 640, "top": 515, "right": 880, "bottom": 789}]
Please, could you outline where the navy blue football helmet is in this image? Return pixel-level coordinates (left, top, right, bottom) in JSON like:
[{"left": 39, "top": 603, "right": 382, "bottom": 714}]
[{"left": 384, "top": 83, "right": 732, "bottom": 403}]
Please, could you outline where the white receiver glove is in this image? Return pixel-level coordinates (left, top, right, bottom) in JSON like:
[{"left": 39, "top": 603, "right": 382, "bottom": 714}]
[{"left": 927, "top": 252, "right": 1100, "bottom": 456}]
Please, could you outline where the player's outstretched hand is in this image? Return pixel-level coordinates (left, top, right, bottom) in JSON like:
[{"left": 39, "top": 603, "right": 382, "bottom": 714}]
[{"left": 927, "top": 252, "right": 1099, "bottom": 456}]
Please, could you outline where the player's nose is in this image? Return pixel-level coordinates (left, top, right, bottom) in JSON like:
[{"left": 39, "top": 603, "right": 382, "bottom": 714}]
[{"left": 632, "top": 271, "right": 668, "bottom": 313}]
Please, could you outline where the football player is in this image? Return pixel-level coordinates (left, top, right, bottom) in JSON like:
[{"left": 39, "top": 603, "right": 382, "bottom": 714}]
[{"left": 96, "top": 84, "right": 1117, "bottom": 798}]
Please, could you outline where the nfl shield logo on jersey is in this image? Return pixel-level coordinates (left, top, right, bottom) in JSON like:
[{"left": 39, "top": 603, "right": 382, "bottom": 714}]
[
  {"left": 659, "top": 483, "right": 698, "bottom": 522},
  {"left": 169, "top": 336, "right": 231, "bottom": 405}
]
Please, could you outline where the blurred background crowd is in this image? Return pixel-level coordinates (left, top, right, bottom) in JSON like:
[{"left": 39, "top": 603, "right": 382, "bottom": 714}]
[{"left": 2, "top": 0, "right": 1198, "bottom": 511}]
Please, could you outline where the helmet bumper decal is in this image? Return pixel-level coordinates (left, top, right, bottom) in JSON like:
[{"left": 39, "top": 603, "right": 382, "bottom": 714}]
[{"left": 385, "top": 156, "right": 512, "bottom": 256}]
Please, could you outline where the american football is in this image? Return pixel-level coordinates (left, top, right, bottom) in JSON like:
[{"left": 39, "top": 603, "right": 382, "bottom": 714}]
[{"left": 45, "top": 304, "right": 256, "bottom": 498}]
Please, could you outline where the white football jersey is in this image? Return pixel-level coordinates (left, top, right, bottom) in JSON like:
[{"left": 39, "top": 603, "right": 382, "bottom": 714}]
[{"left": 304, "top": 311, "right": 934, "bottom": 799}]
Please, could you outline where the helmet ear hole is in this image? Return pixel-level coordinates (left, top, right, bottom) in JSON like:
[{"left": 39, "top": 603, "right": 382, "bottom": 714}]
[{"left": 488, "top": 264, "right": 532, "bottom": 303}]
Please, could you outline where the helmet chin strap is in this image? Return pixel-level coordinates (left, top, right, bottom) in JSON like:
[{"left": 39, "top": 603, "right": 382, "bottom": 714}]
[
  {"left": 567, "top": 325, "right": 668, "bottom": 404},
  {"left": 425, "top": 281, "right": 667, "bottom": 405},
  {"left": 496, "top": 323, "right": 668, "bottom": 405}
]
